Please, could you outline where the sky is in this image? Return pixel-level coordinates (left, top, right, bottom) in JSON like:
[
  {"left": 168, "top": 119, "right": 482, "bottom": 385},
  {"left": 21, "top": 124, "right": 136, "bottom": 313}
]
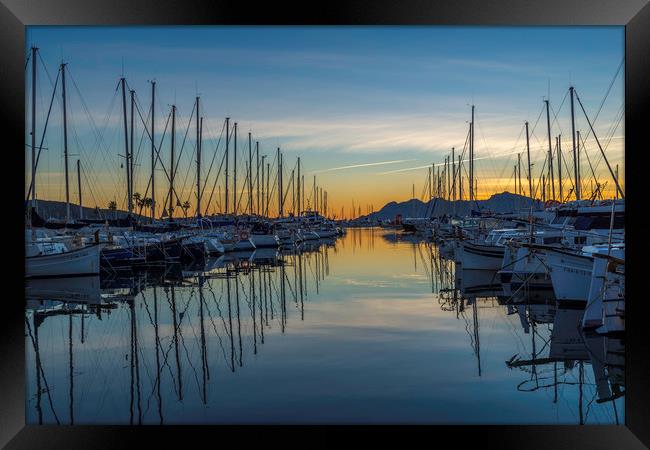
[{"left": 25, "top": 26, "right": 624, "bottom": 218}]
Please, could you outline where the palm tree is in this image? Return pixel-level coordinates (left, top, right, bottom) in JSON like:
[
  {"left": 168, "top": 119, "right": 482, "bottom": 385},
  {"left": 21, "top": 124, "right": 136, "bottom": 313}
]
[
  {"left": 132, "top": 192, "right": 142, "bottom": 210},
  {"left": 181, "top": 200, "right": 191, "bottom": 218},
  {"left": 107, "top": 200, "right": 117, "bottom": 219}
]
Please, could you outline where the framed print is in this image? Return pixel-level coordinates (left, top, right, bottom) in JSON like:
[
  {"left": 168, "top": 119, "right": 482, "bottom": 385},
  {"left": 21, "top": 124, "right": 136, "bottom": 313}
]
[{"left": 1, "top": 0, "right": 648, "bottom": 448}]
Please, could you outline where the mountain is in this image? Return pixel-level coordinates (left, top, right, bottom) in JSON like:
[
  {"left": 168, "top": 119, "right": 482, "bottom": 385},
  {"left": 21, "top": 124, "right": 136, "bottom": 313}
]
[
  {"left": 362, "top": 192, "right": 543, "bottom": 221},
  {"left": 26, "top": 199, "right": 144, "bottom": 221}
]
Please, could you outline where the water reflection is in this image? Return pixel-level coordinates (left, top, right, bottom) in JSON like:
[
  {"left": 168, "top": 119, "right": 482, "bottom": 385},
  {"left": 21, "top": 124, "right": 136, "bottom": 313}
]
[{"left": 25, "top": 228, "right": 623, "bottom": 424}]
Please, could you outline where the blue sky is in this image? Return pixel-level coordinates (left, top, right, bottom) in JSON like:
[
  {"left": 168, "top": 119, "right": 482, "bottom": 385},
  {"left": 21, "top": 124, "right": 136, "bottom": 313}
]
[{"left": 26, "top": 26, "right": 624, "bottom": 214}]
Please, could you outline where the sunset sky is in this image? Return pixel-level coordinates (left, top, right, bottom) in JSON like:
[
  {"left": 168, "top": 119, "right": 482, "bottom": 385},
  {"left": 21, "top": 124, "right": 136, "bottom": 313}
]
[{"left": 26, "top": 26, "right": 624, "bottom": 218}]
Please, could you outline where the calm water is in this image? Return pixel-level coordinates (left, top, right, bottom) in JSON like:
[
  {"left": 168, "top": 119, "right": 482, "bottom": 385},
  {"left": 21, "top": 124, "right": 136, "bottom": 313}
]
[{"left": 25, "top": 227, "right": 624, "bottom": 424}]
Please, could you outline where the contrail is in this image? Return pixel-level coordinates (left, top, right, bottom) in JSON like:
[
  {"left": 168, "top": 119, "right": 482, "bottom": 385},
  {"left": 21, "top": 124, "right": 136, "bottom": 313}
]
[
  {"left": 310, "top": 159, "right": 416, "bottom": 174},
  {"left": 378, "top": 150, "right": 525, "bottom": 175}
]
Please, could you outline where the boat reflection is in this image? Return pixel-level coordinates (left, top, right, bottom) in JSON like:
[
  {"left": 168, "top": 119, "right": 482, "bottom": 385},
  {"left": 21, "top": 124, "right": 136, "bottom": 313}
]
[
  {"left": 25, "top": 238, "right": 333, "bottom": 425},
  {"left": 434, "top": 257, "right": 625, "bottom": 424}
]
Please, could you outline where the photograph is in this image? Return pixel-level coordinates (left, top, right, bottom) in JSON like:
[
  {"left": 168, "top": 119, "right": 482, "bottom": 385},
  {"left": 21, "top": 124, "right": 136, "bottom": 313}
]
[{"left": 24, "top": 25, "right": 626, "bottom": 426}]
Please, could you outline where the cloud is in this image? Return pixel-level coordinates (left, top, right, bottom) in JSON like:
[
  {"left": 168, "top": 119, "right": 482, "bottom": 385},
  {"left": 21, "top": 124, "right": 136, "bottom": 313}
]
[{"left": 310, "top": 159, "right": 417, "bottom": 174}]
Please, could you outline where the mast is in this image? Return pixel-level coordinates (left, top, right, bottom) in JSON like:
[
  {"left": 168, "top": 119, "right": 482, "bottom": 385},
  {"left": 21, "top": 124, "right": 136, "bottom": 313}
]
[
  {"left": 130, "top": 89, "right": 135, "bottom": 212},
  {"left": 120, "top": 78, "right": 131, "bottom": 215},
  {"left": 313, "top": 176, "right": 317, "bottom": 212},
  {"left": 248, "top": 132, "right": 253, "bottom": 215},
  {"left": 266, "top": 162, "right": 270, "bottom": 216},
  {"left": 557, "top": 135, "right": 563, "bottom": 202},
  {"left": 469, "top": 105, "right": 475, "bottom": 202},
  {"left": 169, "top": 105, "right": 176, "bottom": 219},
  {"left": 196, "top": 96, "right": 201, "bottom": 217},
  {"left": 458, "top": 156, "right": 462, "bottom": 201},
  {"left": 233, "top": 122, "right": 238, "bottom": 215},
  {"left": 569, "top": 86, "right": 580, "bottom": 200},
  {"left": 518, "top": 153, "right": 522, "bottom": 196},
  {"left": 76, "top": 160, "right": 82, "bottom": 220},
  {"left": 432, "top": 163, "right": 435, "bottom": 197},
  {"left": 31, "top": 47, "right": 38, "bottom": 212},
  {"left": 525, "top": 121, "right": 532, "bottom": 202},
  {"left": 451, "top": 147, "right": 456, "bottom": 201},
  {"left": 291, "top": 169, "right": 296, "bottom": 215},
  {"left": 577, "top": 130, "right": 581, "bottom": 200},
  {"left": 256, "top": 141, "right": 260, "bottom": 215},
  {"left": 297, "top": 157, "right": 301, "bottom": 215},
  {"left": 61, "top": 63, "right": 71, "bottom": 223},
  {"left": 302, "top": 175, "right": 305, "bottom": 213},
  {"left": 545, "top": 99, "right": 555, "bottom": 201},
  {"left": 151, "top": 81, "right": 156, "bottom": 220},
  {"left": 260, "top": 155, "right": 266, "bottom": 217},
  {"left": 225, "top": 117, "right": 230, "bottom": 214},
  {"left": 277, "top": 147, "right": 282, "bottom": 217}
]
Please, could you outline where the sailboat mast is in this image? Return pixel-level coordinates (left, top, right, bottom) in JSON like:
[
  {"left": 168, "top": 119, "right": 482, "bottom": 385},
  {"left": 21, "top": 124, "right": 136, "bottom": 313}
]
[
  {"left": 297, "top": 157, "right": 301, "bottom": 215},
  {"left": 313, "top": 176, "right": 316, "bottom": 212},
  {"left": 458, "top": 157, "right": 462, "bottom": 201},
  {"left": 301, "top": 175, "right": 305, "bottom": 213},
  {"left": 196, "top": 96, "right": 201, "bottom": 217},
  {"left": 470, "top": 105, "right": 475, "bottom": 202},
  {"left": 525, "top": 121, "right": 532, "bottom": 202},
  {"left": 545, "top": 100, "right": 555, "bottom": 201},
  {"left": 569, "top": 86, "right": 580, "bottom": 200},
  {"left": 225, "top": 117, "right": 230, "bottom": 214},
  {"left": 77, "top": 160, "right": 83, "bottom": 220},
  {"left": 169, "top": 105, "right": 176, "bottom": 219},
  {"left": 31, "top": 46, "right": 38, "bottom": 211},
  {"left": 151, "top": 81, "right": 156, "bottom": 220},
  {"left": 61, "top": 63, "right": 71, "bottom": 223},
  {"left": 451, "top": 147, "right": 456, "bottom": 201},
  {"left": 557, "top": 135, "right": 563, "bottom": 202},
  {"left": 266, "top": 162, "right": 270, "bottom": 216},
  {"left": 260, "top": 155, "right": 266, "bottom": 217},
  {"left": 277, "top": 147, "right": 282, "bottom": 217},
  {"left": 517, "top": 153, "right": 522, "bottom": 196},
  {"left": 248, "top": 132, "right": 253, "bottom": 215},
  {"left": 233, "top": 122, "right": 238, "bottom": 215},
  {"left": 577, "top": 130, "right": 581, "bottom": 199},
  {"left": 256, "top": 141, "right": 260, "bottom": 215},
  {"left": 120, "top": 78, "right": 131, "bottom": 215},
  {"left": 432, "top": 163, "right": 435, "bottom": 197},
  {"left": 130, "top": 89, "right": 135, "bottom": 212}
]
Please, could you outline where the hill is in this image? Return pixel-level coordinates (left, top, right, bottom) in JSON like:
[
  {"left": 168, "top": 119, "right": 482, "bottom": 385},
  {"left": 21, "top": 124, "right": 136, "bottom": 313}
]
[{"left": 363, "top": 192, "right": 543, "bottom": 221}]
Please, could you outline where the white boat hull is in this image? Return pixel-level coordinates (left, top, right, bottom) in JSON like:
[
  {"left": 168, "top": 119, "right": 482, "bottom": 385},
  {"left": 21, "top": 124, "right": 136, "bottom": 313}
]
[
  {"left": 25, "top": 244, "right": 101, "bottom": 278},
  {"left": 548, "top": 250, "right": 594, "bottom": 302},
  {"left": 250, "top": 234, "right": 280, "bottom": 248},
  {"left": 458, "top": 241, "right": 505, "bottom": 270}
]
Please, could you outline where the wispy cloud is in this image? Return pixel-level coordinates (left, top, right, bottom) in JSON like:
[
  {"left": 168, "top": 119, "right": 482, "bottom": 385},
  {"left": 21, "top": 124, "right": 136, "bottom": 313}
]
[{"left": 310, "top": 159, "right": 416, "bottom": 174}]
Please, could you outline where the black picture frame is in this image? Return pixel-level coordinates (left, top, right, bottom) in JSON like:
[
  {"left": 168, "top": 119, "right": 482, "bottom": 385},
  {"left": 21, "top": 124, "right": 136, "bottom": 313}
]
[{"left": 1, "top": 1, "right": 648, "bottom": 448}]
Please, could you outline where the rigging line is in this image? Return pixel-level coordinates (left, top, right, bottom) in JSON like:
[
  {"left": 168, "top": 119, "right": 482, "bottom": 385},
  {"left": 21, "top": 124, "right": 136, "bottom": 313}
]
[
  {"left": 577, "top": 58, "right": 624, "bottom": 144},
  {"left": 204, "top": 145, "right": 228, "bottom": 215},
  {"left": 200, "top": 119, "right": 226, "bottom": 202},
  {"left": 590, "top": 103, "right": 624, "bottom": 179},
  {"left": 81, "top": 88, "right": 121, "bottom": 193},
  {"left": 80, "top": 162, "right": 105, "bottom": 219},
  {"left": 549, "top": 88, "right": 570, "bottom": 135},
  {"left": 26, "top": 67, "right": 60, "bottom": 202},
  {"left": 573, "top": 89, "right": 624, "bottom": 198},
  {"left": 170, "top": 103, "right": 195, "bottom": 184},
  {"left": 132, "top": 101, "right": 185, "bottom": 214},
  {"left": 577, "top": 132, "right": 600, "bottom": 195},
  {"left": 24, "top": 316, "right": 61, "bottom": 424}
]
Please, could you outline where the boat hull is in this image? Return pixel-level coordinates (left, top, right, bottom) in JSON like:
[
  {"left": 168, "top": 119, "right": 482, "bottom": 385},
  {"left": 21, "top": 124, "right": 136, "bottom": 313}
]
[
  {"left": 26, "top": 244, "right": 101, "bottom": 278},
  {"left": 458, "top": 241, "right": 505, "bottom": 270}
]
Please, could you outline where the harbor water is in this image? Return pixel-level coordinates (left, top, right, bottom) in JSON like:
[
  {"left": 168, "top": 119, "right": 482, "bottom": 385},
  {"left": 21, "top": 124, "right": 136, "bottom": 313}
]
[{"left": 25, "top": 227, "right": 624, "bottom": 424}]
